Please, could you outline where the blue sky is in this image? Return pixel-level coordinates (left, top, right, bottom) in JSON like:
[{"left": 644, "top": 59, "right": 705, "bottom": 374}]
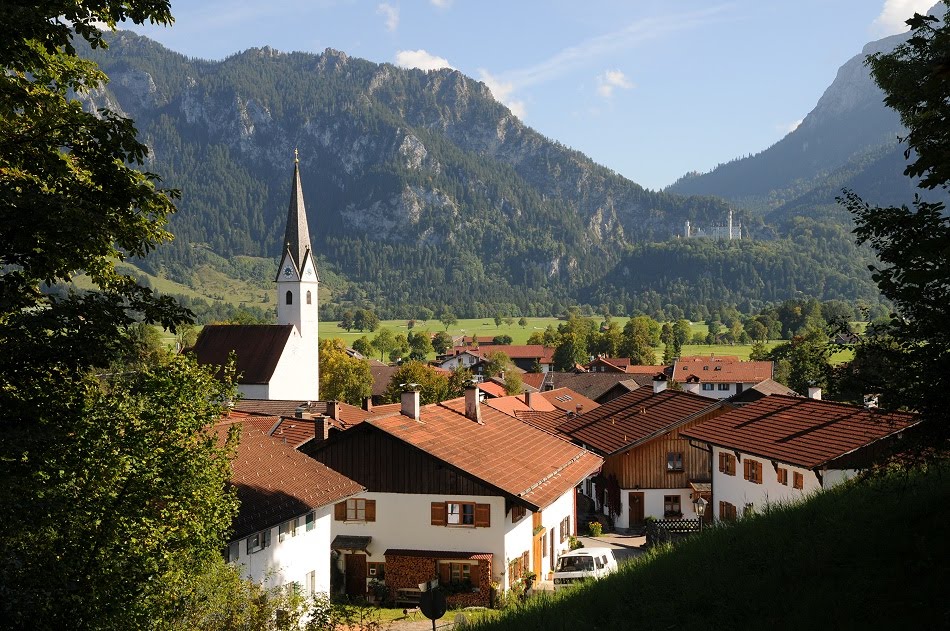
[{"left": 124, "top": 0, "right": 935, "bottom": 190}]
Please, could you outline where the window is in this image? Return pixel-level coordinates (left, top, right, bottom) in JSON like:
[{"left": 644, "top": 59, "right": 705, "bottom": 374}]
[
  {"left": 719, "top": 501, "right": 737, "bottom": 522},
  {"left": 451, "top": 563, "right": 472, "bottom": 582},
  {"left": 226, "top": 540, "right": 240, "bottom": 563},
  {"left": 542, "top": 532, "right": 548, "bottom": 557},
  {"left": 793, "top": 472, "right": 804, "bottom": 490},
  {"left": 743, "top": 458, "right": 763, "bottom": 484},
  {"left": 246, "top": 529, "right": 271, "bottom": 554},
  {"left": 285, "top": 290, "right": 293, "bottom": 305},
  {"left": 559, "top": 516, "right": 570, "bottom": 543},
  {"left": 306, "top": 290, "right": 312, "bottom": 304},
  {"left": 718, "top": 452, "right": 736, "bottom": 476},
  {"left": 447, "top": 502, "right": 476, "bottom": 526},
  {"left": 666, "top": 452, "right": 684, "bottom": 472},
  {"left": 279, "top": 518, "right": 298, "bottom": 541},
  {"left": 305, "top": 570, "right": 317, "bottom": 596},
  {"left": 335, "top": 499, "right": 376, "bottom": 522},
  {"left": 717, "top": 383, "right": 730, "bottom": 391},
  {"left": 305, "top": 511, "right": 315, "bottom": 531},
  {"left": 663, "top": 495, "right": 682, "bottom": 517},
  {"left": 702, "top": 383, "right": 715, "bottom": 391},
  {"left": 511, "top": 505, "right": 526, "bottom": 523},
  {"left": 368, "top": 562, "right": 386, "bottom": 579},
  {"left": 431, "top": 502, "right": 490, "bottom": 527},
  {"left": 777, "top": 467, "right": 788, "bottom": 485}
]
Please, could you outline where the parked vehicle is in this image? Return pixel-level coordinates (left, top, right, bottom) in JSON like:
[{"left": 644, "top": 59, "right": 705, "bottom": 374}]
[{"left": 552, "top": 547, "right": 618, "bottom": 591}]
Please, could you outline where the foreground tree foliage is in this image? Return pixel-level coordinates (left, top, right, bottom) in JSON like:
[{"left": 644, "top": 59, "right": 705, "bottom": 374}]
[
  {"left": 0, "top": 2, "right": 256, "bottom": 628},
  {"left": 836, "top": 2, "right": 950, "bottom": 448}
]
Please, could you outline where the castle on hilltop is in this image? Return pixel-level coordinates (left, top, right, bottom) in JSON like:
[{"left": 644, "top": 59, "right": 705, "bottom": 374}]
[{"left": 683, "top": 210, "right": 742, "bottom": 240}]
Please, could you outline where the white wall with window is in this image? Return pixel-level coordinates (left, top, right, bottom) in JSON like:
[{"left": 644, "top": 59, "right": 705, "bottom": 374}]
[
  {"left": 226, "top": 504, "right": 334, "bottom": 594},
  {"left": 710, "top": 446, "right": 821, "bottom": 520}
]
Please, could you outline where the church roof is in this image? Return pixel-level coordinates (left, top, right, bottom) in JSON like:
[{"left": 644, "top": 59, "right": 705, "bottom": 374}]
[
  {"left": 280, "top": 160, "right": 315, "bottom": 277},
  {"left": 191, "top": 325, "right": 293, "bottom": 385}
]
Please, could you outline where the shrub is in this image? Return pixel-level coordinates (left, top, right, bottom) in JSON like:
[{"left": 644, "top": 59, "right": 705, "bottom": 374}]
[{"left": 588, "top": 521, "right": 603, "bottom": 537}]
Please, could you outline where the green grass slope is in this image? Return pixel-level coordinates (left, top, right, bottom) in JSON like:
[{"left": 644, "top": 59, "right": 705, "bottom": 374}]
[{"left": 470, "top": 466, "right": 949, "bottom": 631}]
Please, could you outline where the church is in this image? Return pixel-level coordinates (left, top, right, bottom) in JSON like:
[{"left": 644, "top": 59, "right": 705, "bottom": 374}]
[{"left": 192, "top": 154, "right": 321, "bottom": 401}]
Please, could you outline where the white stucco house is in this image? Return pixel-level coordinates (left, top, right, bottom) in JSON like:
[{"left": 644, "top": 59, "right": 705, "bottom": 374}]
[
  {"left": 674, "top": 355, "right": 773, "bottom": 400},
  {"left": 219, "top": 418, "right": 364, "bottom": 595},
  {"left": 680, "top": 394, "right": 920, "bottom": 520},
  {"left": 301, "top": 387, "right": 603, "bottom": 606}
]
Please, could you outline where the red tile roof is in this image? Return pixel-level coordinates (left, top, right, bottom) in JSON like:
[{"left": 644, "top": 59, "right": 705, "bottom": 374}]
[
  {"left": 233, "top": 400, "right": 378, "bottom": 427},
  {"left": 478, "top": 381, "right": 508, "bottom": 397},
  {"left": 192, "top": 325, "right": 293, "bottom": 384},
  {"left": 539, "top": 388, "right": 598, "bottom": 414},
  {"left": 449, "top": 345, "right": 555, "bottom": 362},
  {"left": 365, "top": 397, "right": 602, "bottom": 510},
  {"left": 515, "top": 409, "right": 569, "bottom": 435},
  {"left": 674, "top": 355, "right": 772, "bottom": 383},
  {"left": 219, "top": 419, "right": 364, "bottom": 539},
  {"left": 521, "top": 372, "right": 653, "bottom": 402},
  {"left": 680, "top": 395, "right": 920, "bottom": 469},
  {"left": 558, "top": 388, "right": 724, "bottom": 455}
]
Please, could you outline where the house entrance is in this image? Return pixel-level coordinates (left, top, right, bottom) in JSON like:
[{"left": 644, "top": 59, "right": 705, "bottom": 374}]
[
  {"left": 345, "top": 553, "right": 367, "bottom": 597},
  {"left": 628, "top": 491, "right": 645, "bottom": 527}
]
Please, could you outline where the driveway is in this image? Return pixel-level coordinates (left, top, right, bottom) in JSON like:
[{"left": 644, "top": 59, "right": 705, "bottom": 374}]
[{"left": 576, "top": 531, "right": 646, "bottom": 563}]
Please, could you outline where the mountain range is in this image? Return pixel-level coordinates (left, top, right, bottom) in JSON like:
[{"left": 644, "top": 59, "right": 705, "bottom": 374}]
[{"left": 78, "top": 28, "right": 917, "bottom": 320}]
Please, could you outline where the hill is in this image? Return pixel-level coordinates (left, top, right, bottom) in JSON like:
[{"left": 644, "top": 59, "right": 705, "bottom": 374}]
[
  {"left": 78, "top": 33, "right": 886, "bottom": 318},
  {"left": 469, "top": 465, "right": 949, "bottom": 630}
]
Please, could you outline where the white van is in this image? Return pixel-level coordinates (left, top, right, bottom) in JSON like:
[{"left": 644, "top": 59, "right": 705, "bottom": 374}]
[{"left": 552, "top": 547, "right": 619, "bottom": 591}]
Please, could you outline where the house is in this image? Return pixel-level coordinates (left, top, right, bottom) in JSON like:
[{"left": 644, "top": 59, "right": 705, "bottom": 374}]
[
  {"left": 300, "top": 386, "right": 603, "bottom": 605},
  {"left": 483, "top": 388, "right": 600, "bottom": 435},
  {"left": 231, "top": 399, "right": 385, "bottom": 448},
  {"left": 674, "top": 355, "right": 773, "bottom": 399},
  {"left": 192, "top": 158, "right": 320, "bottom": 401},
  {"left": 521, "top": 371, "right": 653, "bottom": 403},
  {"left": 219, "top": 418, "right": 364, "bottom": 595},
  {"left": 679, "top": 394, "right": 920, "bottom": 521},
  {"left": 727, "top": 378, "right": 798, "bottom": 404},
  {"left": 557, "top": 379, "right": 731, "bottom": 529},
  {"left": 583, "top": 357, "right": 668, "bottom": 375},
  {"left": 436, "top": 345, "right": 555, "bottom": 373}
]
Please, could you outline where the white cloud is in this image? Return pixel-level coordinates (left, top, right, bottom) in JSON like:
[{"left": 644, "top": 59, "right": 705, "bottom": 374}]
[
  {"left": 781, "top": 118, "right": 804, "bottom": 134},
  {"left": 479, "top": 69, "right": 526, "bottom": 119},
  {"left": 871, "top": 0, "right": 936, "bottom": 36},
  {"left": 377, "top": 3, "right": 399, "bottom": 32},
  {"left": 395, "top": 49, "right": 454, "bottom": 71},
  {"left": 430, "top": 0, "right": 452, "bottom": 7},
  {"left": 597, "top": 69, "right": 634, "bottom": 98}
]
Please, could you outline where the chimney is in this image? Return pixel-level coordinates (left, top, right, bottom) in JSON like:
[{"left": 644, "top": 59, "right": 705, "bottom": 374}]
[
  {"left": 362, "top": 397, "right": 373, "bottom": 412},
  {"left": 328, "top": 400, "right": 340, "bottom": 421},
  {"left": 313, "top": 414, "right": 331, "bottom": 441},
  {"left": 400, "top": 389, "right": 420, "bottom": 421},
  {"left": 653, "top": 373, "right": 668, "bottom": 394},
  {"left": 525, "top": 391, "right": 536, "bottom": 409},
  {"left": 807, "top": 386, "right": 822, "bottom": 400},
  {"left": 465, "top": 384, "right": 483, "bottom": 424},
  {"left": 294, "top": 406, "right": 311, "bottom": 419}
]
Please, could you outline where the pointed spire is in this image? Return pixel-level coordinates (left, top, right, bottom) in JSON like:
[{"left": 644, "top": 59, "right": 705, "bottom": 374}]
[{"left": 282, "top": 154, "right": 313, "bottom": 273}]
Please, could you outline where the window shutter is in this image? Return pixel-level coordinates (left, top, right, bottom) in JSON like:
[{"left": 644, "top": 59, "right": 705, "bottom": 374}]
[
  {"left": 431, "top": 502, "right": 446, "bottom": 526},
  {"left": 335, "top": 501, "right": 346, "bottom": 521},
  {"left": 365, "top": 500, "right": 376, "bottom": 522},
  {"left": 755, "top": 461, "right": 763, "bottom": 484},
  {"left": 469, "top": 562, "right": 480, "bottom": 586},
  {"left": 263, "top": 528, "right": 272, "bottom": 549},
  {"left": 439, "top": 563, "right": 451, "bottom": 584},
  {"left": 474, "top": 503, "right": 491, "bottom": 527}
]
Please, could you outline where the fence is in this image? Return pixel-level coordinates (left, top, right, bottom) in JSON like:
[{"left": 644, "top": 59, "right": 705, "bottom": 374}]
[{"left": 644, "top": 518, "right": 701, "bottom": 546}]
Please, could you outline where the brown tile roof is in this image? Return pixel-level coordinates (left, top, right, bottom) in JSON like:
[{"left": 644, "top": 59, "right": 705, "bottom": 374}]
[
  {"left": 730, "top": 379, "right": 799, "bottom": 403},
  {"left": 539, "top": 388, "right": 599, "bottom": 415},
  {"left": 524, "top": 372, "right": 654, "bottom": 401},
  {"left": 680, "top": 395, "right": 919, "bottom": 469},
  {"left": 478, "top": 381, "right": 508, "bottom": 397},
  {"left": 234, "top": 400, "right": 376, "bottom": 427},
  {"left": 365, "top": 398, "right": 602, "bottom": 510},
  {"left": 192, "top": 325, "right": 293, "bottom": 384},
  {"left": 521, "top": 373, "right": 546, "bottom": 390},
  {"left": 558, "top": 388, "right": 724, "bottom": 455},
  {"left": 219, "top": 419, "right": 364, "bottom": 539},
  {"left": 515, "top": 409, "right": 569, "bottom": 435},
  {"left": 270, "top": 416, "right": 322, "bottom": 448},
  {"left": 366, "top": 402, "right": 401, "bottom": 415},
  {"left": 370, "top": 365, "right": 400, "bottom": 398},
  {"left": 673, "top": 355, "right": 772, "bottom": 384},
  {"left": 233, "top": 400, "right": 309, "bottom": 417}
]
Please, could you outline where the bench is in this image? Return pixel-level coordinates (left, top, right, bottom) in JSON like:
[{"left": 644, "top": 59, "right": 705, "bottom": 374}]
[{"left": 395, "top": 587, "right": 422, "bottom": 607}]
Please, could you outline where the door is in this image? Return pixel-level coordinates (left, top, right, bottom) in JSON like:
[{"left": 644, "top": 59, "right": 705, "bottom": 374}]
[
  {"left": 628, "top": 491, "right": 645, "bottom": 527},
  {"left": 345, "top": 553, "right": 367, "bottom": 597}
]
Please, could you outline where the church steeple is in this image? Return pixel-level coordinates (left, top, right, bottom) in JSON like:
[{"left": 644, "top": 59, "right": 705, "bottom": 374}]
[{"left": 279, "top": 150, "right": 316, "bottom": 278}]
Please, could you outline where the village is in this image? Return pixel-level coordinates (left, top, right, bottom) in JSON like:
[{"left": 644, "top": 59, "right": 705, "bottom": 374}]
[{"left": 192, "top": 161, "right": 922, "bottom": 620}]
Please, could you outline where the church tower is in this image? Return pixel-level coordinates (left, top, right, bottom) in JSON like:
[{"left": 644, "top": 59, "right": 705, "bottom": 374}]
[{"left": 275, "top": 151, "right": 320, "bottom": 399}]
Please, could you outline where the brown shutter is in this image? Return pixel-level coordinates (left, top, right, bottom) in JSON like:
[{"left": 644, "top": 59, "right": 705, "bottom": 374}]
[
  {"left": 439, "top": 563, "right": 451, "bottom": 584},
  {"left": 469, "top": 562, "right": 480, "bottom": 586},
  {"left": 334, "top": 501, "right": 346, "bottom": 521},
  {"left": 431, "top": 502, "right": 446, "bottom": 526},
  {"left": 474, "top": 503, "right": 491, "bottom": 528},
  {"left": 755, "top": 461, "right": 763, "bottom": 484},
  {"left": 365, "top": 500, "right": 376, "bottom": 522},
  {"left": 718, "top": 452, "right": 724, "bottom": 473}
]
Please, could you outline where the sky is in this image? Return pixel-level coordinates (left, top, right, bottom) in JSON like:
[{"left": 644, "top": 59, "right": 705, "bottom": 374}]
[{"left": 123, "top": 0, "right": 937, "bottom": 191}]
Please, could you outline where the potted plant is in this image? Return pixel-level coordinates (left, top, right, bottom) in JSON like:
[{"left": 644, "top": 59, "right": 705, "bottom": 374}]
[{"left": 522, "top": 570, "right": 537, "bottom": 592}]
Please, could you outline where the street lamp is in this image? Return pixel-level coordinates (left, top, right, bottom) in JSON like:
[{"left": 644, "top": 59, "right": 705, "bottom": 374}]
[{"left": 693, "top": 496, "right": 708, "bottom": 533}]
